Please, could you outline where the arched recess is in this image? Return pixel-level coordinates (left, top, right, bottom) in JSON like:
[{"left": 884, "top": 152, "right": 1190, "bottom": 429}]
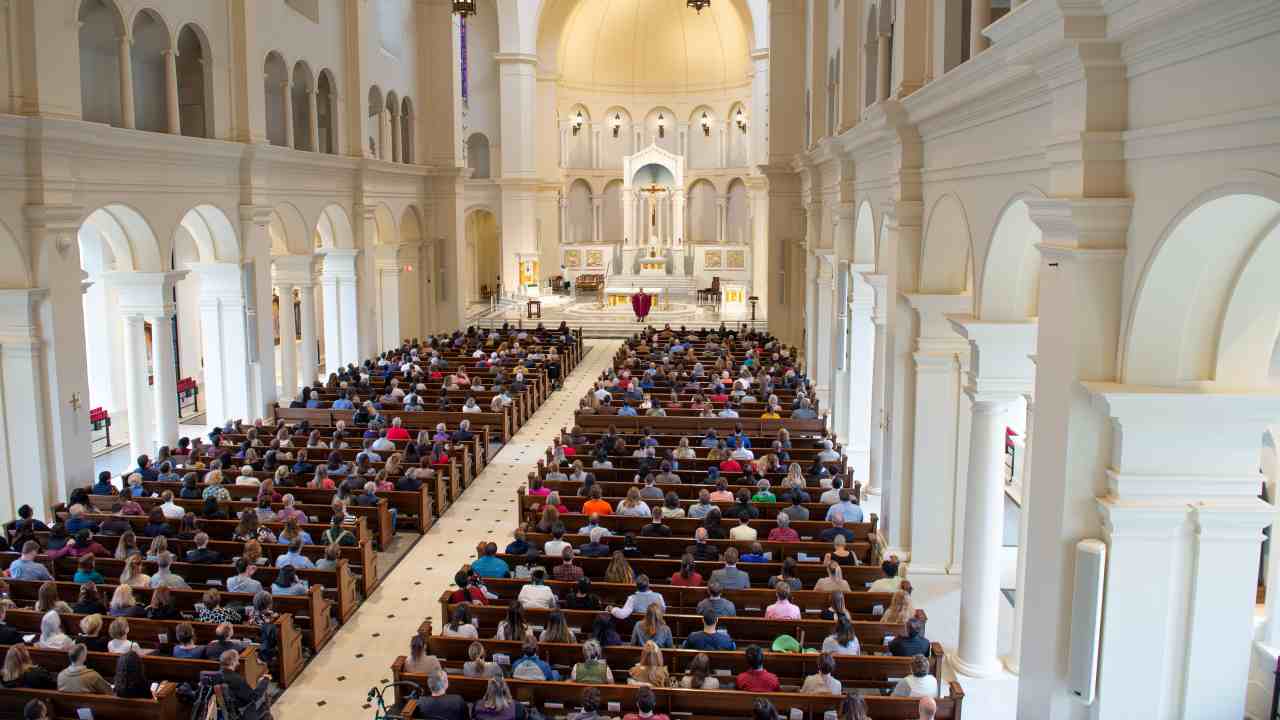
[
  {"left": 565, "top": 179, "right": 593, "bottom": 245},
  {"left": 397, "top": 206, "right": 423, "bottom": 340},
  {"left": 270, "top": 202, "right": 311, "bottom": 256},
  {"left": 1124, "top": 189, "right": 1280, "bottom": 388},
  {"left": 401, "top": 97, "right": 414, "bottom": 164},
  {"left": 601, "top": 180, "right": 624, "bottom": 245},
  {"left": 291, "top": 61, "right": 314, "bottom": 151},
  {"left": 644, "top": 106, "right": 677, "bottom": 153},
  {"left": 77, "top": 204, "right": 164, "bottom": 417},
  {"left": 978, "top": 194, "right": 1044, "bottom": 321},
  {"left": 314, "top": 204, "right": 355, "bottom": 250},
  {"left": 466, "top": 133, "right": 491, "bottom": 178},
  {"left": 263, "top": 52, "right": 289, "bottom": 147},
  {"left": 385, "top": 91, "right": 401, "bottom": 161},
  {"left": 853, "top": 201, "right": 876, "bottom": 266},
  {"left": 727, "top": 101, "right": 749, "bottom": 167},
  {"left": 726, "top": 178, "right": 750, "bottom": 245},
  {"left": 688, "top": 106, "right": 719, "bottom": 170},
  {"left": 688, "top": 179, "right": 718, "bottom": 244},
  {"left": 316, "top": 70, "right": 338, "bottom": 154},
  {"left": 175, "top": 24, "right": 212, "bottom": 138},
  {"left": 79, "top": 0, "right": 125, "bottom": 127},
  {"left": 565, "top": 105, "right": 592, "bottom": 168},
  {"left": 367, "top": 85, "right": 385, "bottom": 158},
  {"left": 918, "top": 194, "right": 974, "bottom": 296},
  {"left": 130, "top": 8, "right": 169, "bottom": 133},
  {"left": 172, "top": 204, "right": 239, "bottom": 389},
  {"left": 600, "top": 107, "right": 632, "bottom": 167},
  {"left": 465, "top": 209, "right": 500, "bottom": 302}
]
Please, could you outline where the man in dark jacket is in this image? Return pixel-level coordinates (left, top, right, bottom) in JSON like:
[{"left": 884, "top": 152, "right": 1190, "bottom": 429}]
[
  {"left": 185, "top": 532, "right": 224, "bottom": 564},
  {"left": 218, "top": 649, "right": 272, "bottom": 720}
]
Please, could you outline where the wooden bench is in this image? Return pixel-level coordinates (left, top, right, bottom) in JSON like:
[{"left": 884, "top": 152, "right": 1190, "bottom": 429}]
[
  {"left": 493, "top": 552, "right": 887, "bottom": 588},
  {"left": 0, "top": 685, "right": 181, "bottom": 720}
]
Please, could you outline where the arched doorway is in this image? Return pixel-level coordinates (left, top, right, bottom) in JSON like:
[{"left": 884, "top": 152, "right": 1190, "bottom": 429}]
[
  {"left": 176, "top": 24, "right": 212, "bottom": 138},
  {"left": 465, "top": 209, "right": 500, "bottom": 303}
]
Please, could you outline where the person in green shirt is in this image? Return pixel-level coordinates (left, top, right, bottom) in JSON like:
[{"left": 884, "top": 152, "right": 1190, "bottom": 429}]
[{"left": 751, "top": 479, "right": 776, "bottom": 503}]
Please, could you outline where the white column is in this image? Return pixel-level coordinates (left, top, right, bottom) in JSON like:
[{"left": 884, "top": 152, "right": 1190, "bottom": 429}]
[
  {"left": 118, "top": 36, "right": 135, "bottom": 129},
  {"left": 307, "top": 89, "right": 320, "bottom": 151},
  {"left": 954, "top": 392, "right": 1014, "bottom": 676},
  {"left": 282, "top": 82, "right": 295, "bottom": 149},
  {"left": 1004, "top": 385, "right": 1035, "bottom": 674},
  {"left": 163, "top": 50, "right": 180, "bottom": 135},
  {"left": 0, "top": 289, "right": 57, "bottom": 520},
  {"left": 863, "top": 272, "right": 889, "bottom": 497},
  {"left": 320, "top": 249, "right": 360, "bottom": 370},
  {"left": 276, "top": 284, "right": 298, "bottom": 396},
  {"left": 375, "top": 244, "right": 402, "bottom": 353},
  {"left": 813, "top": 253, "right": 836, "bottom": 413},
  {"left": 672, "top": 191, "right": 685, "bottom": 249},
  {"left": 716, "top": 196, "right": 728, "bottom": 244},
  {"left": 591, "top": 127, "right": 601, "bottom": 168},
  {"left": 390, "top": 110, "right": 402, "bottom": 163},
  {"left": 591, "top": 196, "right": 602, "bottom": 244},
  {"left": 191, "top": 263, "right": 252, "bottom": 424},
  {"left": 876, "top": 33, "right": 891, "bottom": 102},
  {"left": 948, "top": 317, "right": 1037, "bottom": 677},
  {"left": 148, "top": 311, "right": 178, "bottom": 450},
  {"left": 298, "top": 282, "right": 318, "bottom": 388},
  {"left": 121, "top": 315, "right": 149, "bottom": 461},
  {"left": 970, "top": 1, "right": 991, "bottom": 55},
  {"left": 558, "top": 197, "right": 569, "bottom": 246},
  {"left": 804, "top": 251, "right": 818, "bottom": 372},
  {"left": 847, "top": 276, "right": 876, "bottom": 487}
]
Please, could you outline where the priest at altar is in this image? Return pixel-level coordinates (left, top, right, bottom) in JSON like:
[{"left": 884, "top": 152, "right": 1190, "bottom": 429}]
[{"left": 630, "top": 288, "right": 653, "bottom": 322}]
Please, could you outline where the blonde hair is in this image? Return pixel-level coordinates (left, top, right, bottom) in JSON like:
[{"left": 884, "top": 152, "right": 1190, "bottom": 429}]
[
  {"left": 881, "top": 589, "right": 915, "bottom": 625},
  {"left": 2, "top": 645, "right": 34, "bottom": 683},
  {"left": 79, "top": 613, "right": 103, "bottom": 636},
  {"left": 604, "top": 551, "right": 635, "bottom": 584},
  {"left": 110, "top": 584, "right": 136, "bottom": 611}
]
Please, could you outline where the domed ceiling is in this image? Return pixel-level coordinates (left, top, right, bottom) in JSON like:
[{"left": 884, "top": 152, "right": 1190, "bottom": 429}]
[{"left": 553, "top": 0, "right": 752, "bottom": 94}]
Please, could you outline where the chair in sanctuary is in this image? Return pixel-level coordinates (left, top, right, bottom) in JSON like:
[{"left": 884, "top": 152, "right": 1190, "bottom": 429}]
[{"left": 698, "top": 276, "right": 722, "bottom": 306}]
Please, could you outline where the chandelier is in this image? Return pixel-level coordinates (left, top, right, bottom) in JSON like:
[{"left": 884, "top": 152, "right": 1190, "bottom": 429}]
[
  {"left": 687, "top": 0, "right": 711, "bottom": 13},
  {"left": 452, "top": 0, "right": 477, "bottom": 18}
]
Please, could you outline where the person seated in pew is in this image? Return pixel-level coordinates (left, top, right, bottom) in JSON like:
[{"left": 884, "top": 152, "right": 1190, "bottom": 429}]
[
  {"left": 226, "top": 557, "right": 264, "bottom": 596},
  {"left": 562, "top": 577, "right": 602, "bottom": 611},
  {"left": 144, "top": 536, "right": 169, "bottom": 563},
  {"left": 827, "top": 536, "right": 860, "bottom": 567},
  {"left": 169, "top": 622, "right": 206, "bottom": 659},
  {"left": 473, "top": 542, "right": 510, "bottom": 579},
  {"left": 823, "top": 616, "right": 861, "bottom": 656},
  {"left": 271, "top": 564, "right": 309, "bottom": 596},
  {"left": 511, "top": 638, "right": 561, "bottom": 681},
  {"left": 150, "top": 551, "right": 189, "bottom": 590},
  {"left": 709, "top": 548, "right": 749, "bottom": 592},
  {"left": 181, "top": 531, "right": 221, "bottom": 565},
  {"left": 767, "top": 558, "right": 803, "bottom": 593},
  {"left": 825, "top": 490, "right": 864, "bottom": 525},
  {"left": 73, "top": 554, "right": 105, "bottom": 584},
  {"left": 517, "top": 568, "right": 556, "bottom": 610},
  {"left": 750, "top": 479, "right": 775, "bottom": 503},
  {"left": 638, "top": 475, "right": 664, "bottom": 502},
  {"left": 569, "top": 639, "right": 615, "bottom": 684},
  {"left": 814, "top": 561, "right": 852, "bottom": 594},
  {"left": 778, "top": 492, "right": 809, "bottom": 524},
  {"left": 451, "top": 569, "right": 490, "bottom": 605},
  {"left": 0, "top": 604, "right": 23, "bottom": 645},
  {"left": 621, "top": 687, "right": 670, "bottom": 720},
  {"left": 729, "top": 515, "right": 758, "bottom": 542},
  {"left": 617, "top": 488, "right": 652, "bottom": 519},
  {"left": 49, "top": 528, "right": 109, "bottom": 560},
  {"left": 740, "top": 542, "right": 769, "bottom": 563},
  {"left": 694, "top": 581, "right": 736, "bottom": 620},
  {"left": 539, "top": 610, "right": 577, "bottom": 644},
  {"left": 580, "top": 513, "right": 612, "bottom": 540},
  {"left": 766, "top": 513, "right": 800, "bottom": 543},
  {"left": 57, "top": 643, "right": 112, "bottom": 694},
  {"left": 630, "top": 603, "right": 673, "bottom": 648},
  {"left": 627, "top": 640, "right": 670, "bottom": 687},
  {"left": 107, "top": 617, "right": 142, "bottom": 654},
  {"left": 686, "top": 527, "right": 719, "bottom": 562},
  {"left": 765, "top": 581, "right": 802, "bottom": 620},
  {"left": 669, "top": 553, "right": 703, "bottom": 588},
  {"left": 443, "top": 605, "right": 480, "bottom": 639},
  {"left": 219, "top": 648, "right": 273, "bottom": 720},
  {"left": 1, "top": 645, "right": 56, "bottom": 689},
  {"left": 799, "top": 652, "right": 842, "bottom": 695},
  {"left": 553, "top": 547, "right": 584, "bottom": 584},
  {"left": 107, "top": 585, "right": 145, "bottom": 618},
  {"left": 504, "top": 528, "right": 531, "bottom": 557},
  {"left": 112, "top": 650, "right": 152, "bottom": 699},
  {"left": 462, "top": 641, "right": 497, "bottom": 678},
  {"left": 641, "top": 512, "right": 672, "bottom": 538},
  {"left": 890, "top": 617, "right": 931, "bottom": 658},
  {"left": 607, "top": 573, "right": 665, "bottom": 620},
  {"left": 146, "top": 585, "right": 180, "bottom": 620},
  {"left": 870, "top": 557, "right": 904, "bottom": 594},
  {"left": 451, "top": 420, "right": 475, "bottom": 444},
  {"left": 734, "top": 645, "right": 780, "bottom": 692},
  {"left": 724, "top": 491, "right": 759, "bottom": 522},
  {"left": 581, "top": 487, "right": 613, "bottom": 517},
  {"left": 819, "top": 514, "right": 857, "bottom": 544},
  {"left": 91, "top": 470, "right": 117, "bottom": 496},
  {"left": 893, "top": 654, "right": 940, "bottom": 699}
]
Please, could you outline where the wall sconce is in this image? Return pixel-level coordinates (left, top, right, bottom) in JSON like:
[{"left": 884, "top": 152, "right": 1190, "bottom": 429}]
[
  {"left": 657, "top": 113, "right": 666, "bottom": 139},
  {"left": 735, "top": 108, "right": 747, "bottom": 133},
  {"left": 700, "top": 112, "right": 711, "bottom": 137},
  {"left": 572, "top": 110, "right": 584, "bottom": 136},
  {"left": 611, "top": 113, "right": 622, "bottom": 138}
]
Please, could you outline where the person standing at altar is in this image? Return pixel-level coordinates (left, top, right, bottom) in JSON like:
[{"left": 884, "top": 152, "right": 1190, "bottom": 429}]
[{"left": 631, "top": 289, "right": 653, "bottom": 323}]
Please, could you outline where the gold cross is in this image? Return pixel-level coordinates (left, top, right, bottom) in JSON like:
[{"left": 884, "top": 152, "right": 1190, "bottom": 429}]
[
  {"left": 639, "top": 183, "right": 665, "bottom": 196},
  {"left": 69, "top": 393, "right": 82, "bottom": 413}
]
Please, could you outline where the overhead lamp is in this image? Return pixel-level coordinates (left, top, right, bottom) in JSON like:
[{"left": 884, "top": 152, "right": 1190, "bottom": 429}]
[
  {"left": 687, "top": 0, "right": 711, "bottom": 13},
  {"left": 572, "top": 110, "right": 584, "bottom": 136},
  {"left": 700, "top": 112, "right": 712, "bottom": 137},
  {"left": 452, "top": 0, "right": 477, "bottom": 18},
  {"left": 611, "top": 112, "right": 622, "bottom": 138},
  {"left": 657, "top": 113, "right": 666, "bottom": 139},
  {"left": 734, "top": 107, "right": 747, "bottom": 133}
]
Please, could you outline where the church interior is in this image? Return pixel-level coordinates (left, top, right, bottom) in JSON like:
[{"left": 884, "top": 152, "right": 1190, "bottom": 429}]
[{"left": 0, "top": 0, "right": 1279, "bottom": 718}]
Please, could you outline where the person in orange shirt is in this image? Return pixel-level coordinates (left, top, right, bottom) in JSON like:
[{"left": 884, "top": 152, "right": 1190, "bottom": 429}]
[{"left": 581, "top": 486, "right": 613, "bottom": 516}]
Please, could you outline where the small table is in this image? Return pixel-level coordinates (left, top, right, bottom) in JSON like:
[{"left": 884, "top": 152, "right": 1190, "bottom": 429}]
[{"left": 526, "top": 299, "right": 542, "bottom": 319}]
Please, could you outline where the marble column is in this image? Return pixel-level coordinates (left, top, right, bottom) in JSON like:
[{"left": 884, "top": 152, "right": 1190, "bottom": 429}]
[
  {"left": 191, "top": 263, "right": 252, "bottom": 425},
  {"left": 163, "top": 49, "right": 180, "bottom": 134},
  {"left": 846, "top": 275, "right": 876, "bottom": 486},
  {"left": 121, "top": 315, "right": 149, "bottom": 461},
  {"left": 971, "top": 1, "right": 992, "bottom": 55},
  {"left": 307, "top": 89, "right": 320, "bottom": 151},
  {"left": 812, "top": 252, "right": 836, "bottom": 413},
  {"left": 118, "top": 36, "right": 135, "bottom": 129},
  {"left": 374, "top": 244, "right": 402, "bottom": 352},
  {"left": 282, "top": 81, "right": 295, "bottom": 148},
  {"left": 148, "top": 310, "right": 178, "bottom": 450},
  {"left": 591, "top": 196, "right": 602, "bottom": 244},
  {"left": 276, "top": 284, "right": 298, "bottom": 396},
  {"left": 0, "top": 289, "right": 55, "bottom": 520},
  {"left": 876, "top": 33, "right": 891, "bottom": 102},
  {"left": 1004, "top": 383, "right": 1035, "bottom": 674},
  {"left": 320, "top": 249, "right": 360, "bottom": 370},
  {"left": 716, "top": 196, "right": 728, "bottom": 243},
  {"left": 298, "top": 283, "right": 319, "bottom": 389},
  {"left": 108, "top": 271, "right": 188, "bottom": 459}
]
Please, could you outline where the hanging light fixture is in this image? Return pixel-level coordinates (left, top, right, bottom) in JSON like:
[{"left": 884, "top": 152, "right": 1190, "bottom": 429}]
[
  {"left": 572, "top": 110, "right": 584, "bottom": 136},
  {"left": 687, "top": 0, "right": 711, "bottom": 13},
  {"left": 735, "top": 107, "right": 747, "bottom": 133},
  {"left": 657, "top": 113, "right": 666, "bottom": 139},
  {"left": 700, "top": 111, "right": 712, "bottom": 137},
  {"left": 611, "top": 112, "right": 622, "bottom": 138},
  {"left": 452, "top": 0, "right": 477, "bottom": 17}
]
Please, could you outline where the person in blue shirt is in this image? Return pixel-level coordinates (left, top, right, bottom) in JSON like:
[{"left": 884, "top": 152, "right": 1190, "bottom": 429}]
[
  {"left": 824, "top": 490, "right": 865, "bottom": 524},
  {"left": 130, "top": 455, "right": 158, "bottom": 482},
  {"left": 682, "top": 609, "right": 736, "bottom": 650},
  {"left": 91, "top": 470, "right": 116, "bottom": 496},
  {"left": 730, "top": 428, "right": 752, "bottom": 449},
  {"left": 471, "top": 542, "right": 510, "bottom": 578},
  {"left": 275, "top": 538, "right": 316, "bottom": 569},
  {"left": 65, "top": 505, "right": 99, "bottom": 535},
  {"left": 8, "top": 541, "right": 53, "bottom": 581},
  {"left": 305, "top": 391, "right": 322, "bottom": 408},
  {"left": 700, "top": 431, "right": 719, "bottom": 448},
  {"left": 511, "top": 638, "right": 561, "bottom": 680},
  {"left": 617, "top": 404, "right": 638, "bottom": 417},
  {"left": 331, "top": 392, "right": 355, "bottom": 410}
]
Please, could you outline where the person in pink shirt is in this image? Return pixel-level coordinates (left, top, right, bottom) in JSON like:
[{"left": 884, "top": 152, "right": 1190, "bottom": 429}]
[
  {"left": 764, "top": 582, "right": 801, "bottom": 620},
  {"left": 708, "top": 478, "right": 734, "bottom": 503},
  {"left": 767, "top": 513, "right": 800, "bottom": 542}
]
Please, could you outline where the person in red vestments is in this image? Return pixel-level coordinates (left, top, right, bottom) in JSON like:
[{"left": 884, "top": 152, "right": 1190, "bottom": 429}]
[{"left": 630, "top": 288, "right": 653, "bottom": 322}]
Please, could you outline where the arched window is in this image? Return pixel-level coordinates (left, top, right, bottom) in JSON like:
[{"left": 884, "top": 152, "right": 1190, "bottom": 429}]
[
  {"left": 79, "top": 0, "right": 124, "bottom": 127},
  {"left": 316, "top": 70, "right": 337, "bottom": 154},
  {"left": 385, "top": 91, "right": 400, "bottom": 162},
  {"left": 864, "top": 5, "right": 878, "bottom": 111},
  {"left": 176, "top": 25, "right": 211, "bottom": 138},
  {"left": 291, "top": 62, "right": 314, "bottom": 151},
  {"left": 130, "top": 9, "right": 168, "bottom": 133},
  {"left": 466, "top": 133, "right": 490, "bottom": 179},
  {"left": 264, "top": 52, "right": 289, "bottom": 147},
  {"left": 401, "top": 97, "right": 414, "bottom": 164},
  {"left": 367, "top": 85, "right": 384, "bottom": 158}
]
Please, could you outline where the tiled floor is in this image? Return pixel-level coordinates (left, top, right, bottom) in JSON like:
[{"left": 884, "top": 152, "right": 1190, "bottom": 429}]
[{"left": 271, "top": 340, "right": 622, "bottom": 718}]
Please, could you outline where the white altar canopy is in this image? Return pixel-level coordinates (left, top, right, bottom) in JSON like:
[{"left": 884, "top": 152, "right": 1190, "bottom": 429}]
[{"left": 622, "top": 144, "right": 686, "bottom": 262}]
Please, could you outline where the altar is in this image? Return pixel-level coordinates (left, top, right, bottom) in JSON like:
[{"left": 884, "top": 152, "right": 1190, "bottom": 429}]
[{"left": 603, "top": 286, "right": 668, "bottom": 309}]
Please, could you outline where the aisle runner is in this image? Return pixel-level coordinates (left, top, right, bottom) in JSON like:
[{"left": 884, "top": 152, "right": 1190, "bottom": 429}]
[{"left": 271, "top": 340, "right": 622, "bottom": 719}]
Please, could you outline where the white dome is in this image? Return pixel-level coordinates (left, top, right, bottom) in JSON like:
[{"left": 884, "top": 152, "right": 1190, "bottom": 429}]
[{"left": 554, "top": 0, "right": 752, "bottom": 94}]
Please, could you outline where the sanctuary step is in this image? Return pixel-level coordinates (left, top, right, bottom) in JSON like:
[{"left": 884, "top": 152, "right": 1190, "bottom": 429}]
[{"left": 602, "top": 273, "right": 698, "bottom": 294}]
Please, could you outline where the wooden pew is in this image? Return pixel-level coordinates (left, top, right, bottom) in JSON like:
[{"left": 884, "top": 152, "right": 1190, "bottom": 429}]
[
  {"left": 7, "top": 644, "right": 268, "bottom": 692},
  {"left": 492, "top": 552, "right": 887, "bottom": 588},
  {"left": 0, "top": 685, "right": 180, "bottom": 720},
  {"left": 522, "top": 531, "right": 875, "bottom": 566}
]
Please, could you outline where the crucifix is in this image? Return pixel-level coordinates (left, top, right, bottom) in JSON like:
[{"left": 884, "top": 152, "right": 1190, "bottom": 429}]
[
  {"left": 69, "top": 392, "right": 82, "bottom": 415},
  {"left": 639, "top": 183, "right": 665, "bottom": 228}
]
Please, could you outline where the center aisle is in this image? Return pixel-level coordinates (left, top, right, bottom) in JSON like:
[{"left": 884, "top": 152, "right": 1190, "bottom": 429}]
[{"left": 273, "top": 339, "right": 622, "bottom": 717}]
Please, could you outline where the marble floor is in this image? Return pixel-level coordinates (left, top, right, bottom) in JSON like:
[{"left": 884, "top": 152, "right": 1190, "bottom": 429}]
[{"left": 270, "top": 339, "right": 623, "bottom": 718}]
